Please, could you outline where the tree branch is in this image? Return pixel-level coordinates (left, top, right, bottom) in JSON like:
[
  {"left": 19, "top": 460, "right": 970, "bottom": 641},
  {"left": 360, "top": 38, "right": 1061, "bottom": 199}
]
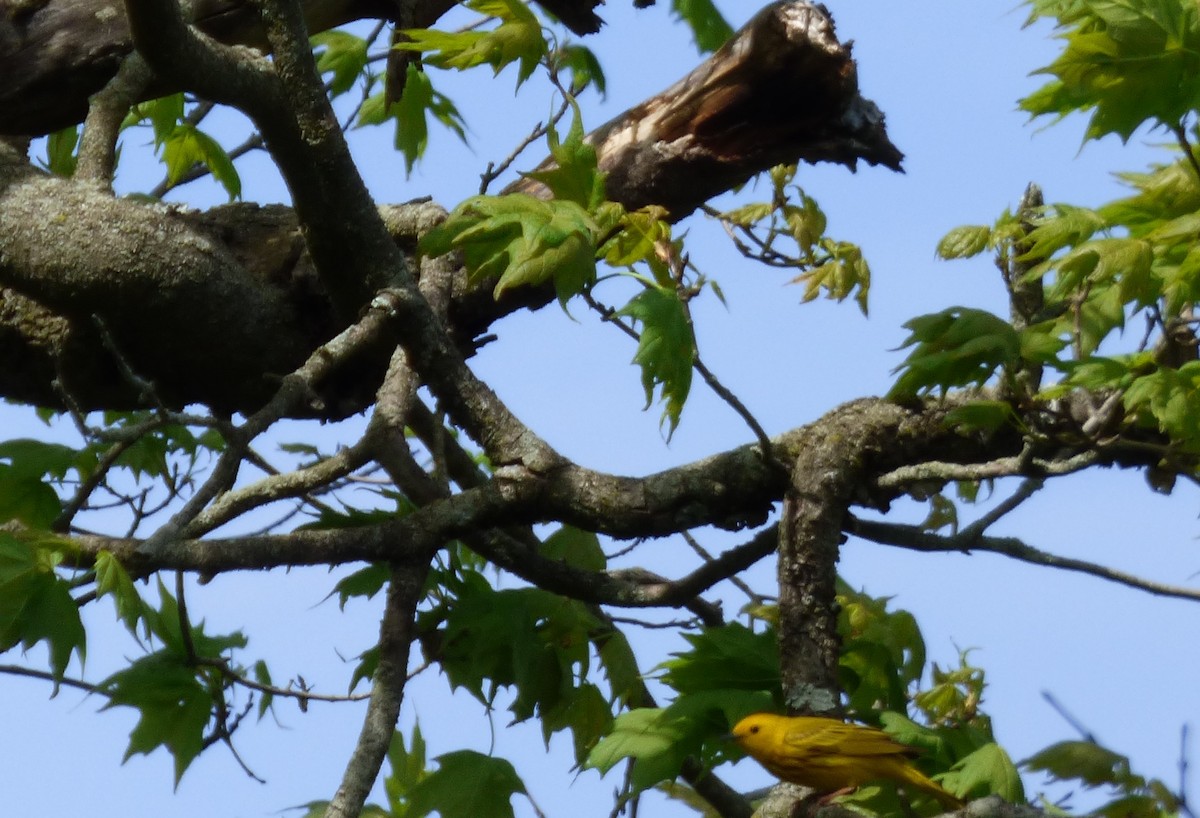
[
  {"left": 848, "top": 516, "right": 1200, "bottom": 603},
  {"left": 324, "top": 559, "right": 430, "bottom": 818}
]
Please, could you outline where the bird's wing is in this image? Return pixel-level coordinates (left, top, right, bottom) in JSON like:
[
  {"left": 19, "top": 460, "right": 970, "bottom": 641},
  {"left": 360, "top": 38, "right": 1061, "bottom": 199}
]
[{"left": 784, "top": 721, "right": 913, "bottom": 758}]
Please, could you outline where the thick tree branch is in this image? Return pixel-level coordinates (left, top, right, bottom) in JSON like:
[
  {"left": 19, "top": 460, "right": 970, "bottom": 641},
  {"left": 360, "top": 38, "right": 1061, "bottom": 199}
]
[
  {"left": 511, "top": 2, "right": 902, "bottom": 217},
  {"left": 0, "top": 3, "right": 902, "bottom": 418},
  {"left": 0, "top": 147, "right": 314, "bottom": 413},
  {"left": 0, "top": 0, "right": 452, "bottom": 136},
  {"left": 48, "top": 398, "right": 1024, "bottom": 576}
]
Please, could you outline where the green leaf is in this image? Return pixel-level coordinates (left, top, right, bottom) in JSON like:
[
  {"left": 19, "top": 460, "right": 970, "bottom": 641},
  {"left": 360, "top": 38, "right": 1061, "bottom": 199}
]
[
  {"left": 1024, "top": 739, "right": 1132, "bottom": 787},
  {"left": 784, "top": 193, "right": 828, "bottom": 254},
  {"left": 657, "top": 623, "right": 780, "bottom": 695},
  {"left": 1122, "top": 361, "right": 1200, "bottom": 448},
  {"left": 1021, "top": 204, "right": 1107, "bottom": 259},
  {"left": 540, "top": 525, "right": 606, "bottom": 571},
  {"left": 139, "top": 578, "right": 248, "bottom": 659},
  {"left": 671, "top": 0, "right": 735, "bottom": 52},
  {"left": 522, "top": 107, "right": 607, "bottom": 210},
  {"left": 601, "top": 207, "right": 671, "bottom": 267},
  {"left": 888, "top": 307, "right": 1022, "bottom": 400},
  {"left": 838, "top": 582, "right": 926, "bottom": 713},
  {"left": 0, "top": 438, "right": 79, "bottom": 479},
  {"left": 383, "top": 725, "right": 429, "bottom": 813},
  {"left": 161, "top": 124, "right": 241, "bottom": 201},
  {"left": 596, "top": 627, "right": 641, "bottom": 707},
  {"left": 312, "top": 30, "right": 369, "bottom": 96},
  {"left": 615, "top": 284, "right": 695, "bottom": 435},
  {"left": 914, "top": 661, "right": 984, "bottom": 726},
  {"left": 0, "top": 465, "right": 61, "bottom": 528},
  {"left": 943, "top": 742, "right": 1024, "bottom": 801},
  {"left": 585, "top": 707, "right": 689, "bottom": 779},
  {"left": 554, "top": 44, "right": 607, "bottom": 95},
  {"left": 1095, "top": 795, "right": 1163, "bottom": 818},
  {"left": 43, "top": 126, "right": 79, "bottom": 177},
  {"left": 943, "top": 400, "right": 1020, "bottom": 433},
  {"left": 124, "top": 94, "right": 185, "bottom": 145},
  {"left": 95, "top": 550, "right": 147, "bottom": 634},
  {"left": 936, "top": 225, "right": 992, "bottom": 260},
  {"left": 587, "top": 690, "right": 763, "bottom": 793},
  {"left": 383, "top": 65, "right": 469, "bottom": 174},
  {"left": 329, "top": 563, "right": 391, "bottom": 609},
  {"left": 421, "top": 194, "right": 599, "bottom": 301},
  {"left": 720, "top": 202, "right": 773, "bottom": 227},
  {"left": 918, "top": 492, "right": 960, "bottom": 534},
  {"left": 0, "top": 534, "right": 86, "bottom": 679},
  {"left": 101, "top": 652, "right": 213, "bottom": 784},
  {"left": 408, "top": 751, "right": 527, "bottom": 818},
  {"left": 398, "top": 0, "right": 548, "bottom": 87},
  {"left": 539, "top": 681, "right": 614, "bottom": 764},
  {"left": 436, "top": 575, "right": 597, "bottom": 721},
  {"left": 1021, "top": 0, "right": 1200, "bottom": 141},
  {"left": 252, "top": 660, "right": 274, "bottom": 720},
  {"left": 791, "top": 239, "right": 871, "bottom": 315}
]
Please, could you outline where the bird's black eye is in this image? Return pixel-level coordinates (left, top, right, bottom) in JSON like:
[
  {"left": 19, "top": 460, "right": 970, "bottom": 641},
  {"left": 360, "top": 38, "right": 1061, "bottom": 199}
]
[{"left": 750, "top": 725, "right": 760, "bottom": 734}]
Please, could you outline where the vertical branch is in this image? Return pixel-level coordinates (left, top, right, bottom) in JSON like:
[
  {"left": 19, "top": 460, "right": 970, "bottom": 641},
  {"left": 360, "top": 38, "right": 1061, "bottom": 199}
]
[
  {"left": 776, "top": 457, "right": 845, "bottom": 715},
  {"left": 76, "top": 52, "right": 153, "bottom": 188},
  {"left": 323, "top": 558, "right": 429, "bottom": 818},
  {"left": 773, "top": 401, "right": 912, "bottom": 714},
  {"left": 1002, "top": 182, "right": 1045, "bottom": 399}
]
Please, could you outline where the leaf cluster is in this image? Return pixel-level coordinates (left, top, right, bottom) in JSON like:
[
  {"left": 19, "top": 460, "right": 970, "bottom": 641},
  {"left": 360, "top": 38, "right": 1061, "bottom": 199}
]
[
  {"left": 1023, "top": 0, "right": 1200, "bottom": 142},
  {"left": 584, "top": 590, "right": 1023, "bottom": 812}
]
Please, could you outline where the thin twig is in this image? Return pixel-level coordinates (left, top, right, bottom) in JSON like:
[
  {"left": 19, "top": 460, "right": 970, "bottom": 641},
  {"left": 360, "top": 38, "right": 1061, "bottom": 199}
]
[
  {"left": 1041, "top": 691, "right": 1098, "bottom": 743},
  {"left": 583, "top": 291, "right": 779, "bottom": 464},
  {"left": 1173, "top": 122, "right": 1200, "bottom": 186},
  {"left": 0, "top": 664, "right": 105, "bottom": 695},
  {"left": 1180, "top": 723, "right": 1195, "bottom": 818},
  {"left": 479, "top": 99, "right": 565, "bottom": 194},
  {"left": 681, "top": 531, "right": 760, "bottom": 603},
  {"left": 53, "top": 437, "right": 135, "bottom": 532},
  {"left": 956, "top": 477, "right": 1044, "bottom": 542},
  {"left": 849, "top": 516, "right": 1200, "bottom": 602}
]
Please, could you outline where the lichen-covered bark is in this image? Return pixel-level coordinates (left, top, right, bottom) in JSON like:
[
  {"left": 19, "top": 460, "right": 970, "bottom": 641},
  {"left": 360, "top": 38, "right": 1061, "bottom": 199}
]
[
  {"left": 774, "top": 400, "right": 1023, "bottom": 712},
  {"left": 0, "top": 2, "right": 901, "bottom": 416}
]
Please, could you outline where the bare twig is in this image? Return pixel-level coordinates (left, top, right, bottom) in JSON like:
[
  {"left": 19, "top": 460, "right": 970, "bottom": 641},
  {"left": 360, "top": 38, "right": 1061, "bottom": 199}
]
[
  {"left": 1180, "top": 723, "right": 1195, "bottom": 818},
  {"left": 0, "top": 664, "right": 105, "bottom": 696},
  {"left": 956, "top": 477, "right": 1044, "bottom": 543},
  {"left": 1041, "top": 691, "right": 1098, "bottom": 743},
  {"left": 1173, "top": 122, "right": 1200, "bottom": 187},
  {"left": 849, "top": 516, "right": 1200, "bottom": 602},
  {"left": 681, "top": 530, "right": 762, "bottom": 603},
  {"left": 479, "top": 95, "right": 570, "bottom": 194},
  {"left": 53, "top": 437, "right": 136, "bottom": 532},
  {"left": 582, "top": 290, "right": 779, "bottom": 464}
]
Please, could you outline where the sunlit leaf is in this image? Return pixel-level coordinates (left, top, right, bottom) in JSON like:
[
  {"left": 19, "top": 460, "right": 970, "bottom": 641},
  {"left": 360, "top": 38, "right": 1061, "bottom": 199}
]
[
  {"left": 615, "top": 284, "right": 695, "bottom": 435},
  {"left": 408, "top": 751, "right": 527, "bottom": 818}
]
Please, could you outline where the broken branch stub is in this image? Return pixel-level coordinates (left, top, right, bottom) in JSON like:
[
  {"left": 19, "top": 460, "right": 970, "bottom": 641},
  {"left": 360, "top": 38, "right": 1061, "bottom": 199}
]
[{"left": 513, "top": 1, "right": 904, "bottom": 218}]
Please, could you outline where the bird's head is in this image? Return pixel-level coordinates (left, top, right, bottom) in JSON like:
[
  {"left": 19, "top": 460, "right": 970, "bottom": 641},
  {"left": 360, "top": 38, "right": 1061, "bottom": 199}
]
[{"left": 728, "top": 712, "right": 782, "bottom": 754}]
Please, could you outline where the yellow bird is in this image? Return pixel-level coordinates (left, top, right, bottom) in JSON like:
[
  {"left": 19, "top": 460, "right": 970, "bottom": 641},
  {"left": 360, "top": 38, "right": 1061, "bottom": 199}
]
[{"left": 730, "top": 713, "right": 963, "bottom": 810}]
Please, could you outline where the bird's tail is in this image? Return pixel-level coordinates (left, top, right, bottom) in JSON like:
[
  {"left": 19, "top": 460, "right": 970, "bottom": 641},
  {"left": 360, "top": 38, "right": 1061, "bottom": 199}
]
[{"left": 900, "top": 766, "right": 964, "bottom": 811}]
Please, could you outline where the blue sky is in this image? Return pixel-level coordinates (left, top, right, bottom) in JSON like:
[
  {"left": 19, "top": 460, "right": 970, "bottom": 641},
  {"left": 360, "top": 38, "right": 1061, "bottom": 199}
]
[{"left": 4, "top": 1, "right": 1198, "bottom": 816}]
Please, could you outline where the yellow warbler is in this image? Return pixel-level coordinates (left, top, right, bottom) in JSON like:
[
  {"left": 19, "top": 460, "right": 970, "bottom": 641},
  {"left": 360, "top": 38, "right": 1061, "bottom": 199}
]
[{"left": 730, "top": 713, "right": 963, "bottom": 809}]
